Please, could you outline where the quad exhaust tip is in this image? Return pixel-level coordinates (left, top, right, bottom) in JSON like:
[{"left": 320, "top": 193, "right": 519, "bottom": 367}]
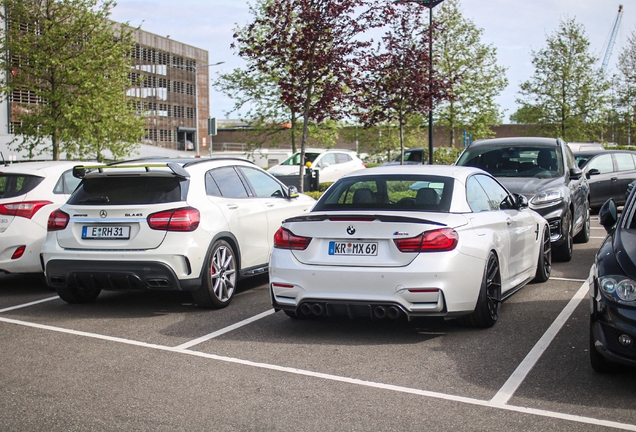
[{"left": 297, "top": 302, "right": 402, "bottom": 319}]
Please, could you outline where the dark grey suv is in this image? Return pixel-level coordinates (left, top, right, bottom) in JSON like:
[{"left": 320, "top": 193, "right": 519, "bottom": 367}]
[{"left": 456, "top": 137, "right": 590, "bottom": 261}]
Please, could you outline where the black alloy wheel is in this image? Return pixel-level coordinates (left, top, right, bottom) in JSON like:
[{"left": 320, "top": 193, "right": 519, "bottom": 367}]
[
  {"left": 574, "top": 203, "right": 591, "bottom": 244},
  {"left": 533, "top": 225, "right": 552, "bottom": 283},
  {"left": 460, "top": 251, "right": 501, "bottom": 328},
  {"left": 554, "top": 211, "right": 573, "bottom": 262}
]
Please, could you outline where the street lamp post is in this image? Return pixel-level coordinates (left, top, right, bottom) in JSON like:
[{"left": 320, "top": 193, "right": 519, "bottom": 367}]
[
  {"left": 192, "top": 61, "right": 224, "bottom": 157},
  {"left": 397, "top": 0, "right": 445, "bottom": 164}
]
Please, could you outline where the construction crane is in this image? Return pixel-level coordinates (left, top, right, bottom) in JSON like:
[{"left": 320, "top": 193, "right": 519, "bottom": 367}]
[{"left": 601, "top": 4, "right": 624, "bottom": 74}]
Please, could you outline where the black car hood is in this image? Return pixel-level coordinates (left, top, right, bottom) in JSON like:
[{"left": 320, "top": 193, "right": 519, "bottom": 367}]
[
  {"left": 614, "top": 229, "right": 636, "bottom": 280},
  {"left": 496, "top": 176, "right": 563, "bottom": 198}
]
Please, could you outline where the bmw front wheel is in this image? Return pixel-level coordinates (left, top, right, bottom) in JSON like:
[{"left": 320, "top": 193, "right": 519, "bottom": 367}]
[{"left": 193, "top": 240, "right": 237, "bottom": 309}]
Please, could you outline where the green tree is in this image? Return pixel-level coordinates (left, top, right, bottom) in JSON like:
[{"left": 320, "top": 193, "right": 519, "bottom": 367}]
[
  {"left": 513, "top": 17, "right": 609, "bottom": 141},
  {"left": 613, "top": 30, "right": 636, "bottom": 146},
  {"left": 0, "top": 0, "right": 145, "bottom": 161},
  {"left": 434, "top": 0, "right": 508, "bottom": 146}
]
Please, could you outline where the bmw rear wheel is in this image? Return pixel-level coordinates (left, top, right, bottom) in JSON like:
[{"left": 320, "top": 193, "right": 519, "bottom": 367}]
[
  {"left": 460, "top": 251, "right": 501, "bottom": 328},
  {"left": 193, "top": 240, "right": 237, "bottom": 309}
]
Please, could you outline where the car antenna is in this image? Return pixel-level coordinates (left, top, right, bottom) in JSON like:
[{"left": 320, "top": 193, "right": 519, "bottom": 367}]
[{"left": 1, "top": 152, "right": 8, "bottom": 167}]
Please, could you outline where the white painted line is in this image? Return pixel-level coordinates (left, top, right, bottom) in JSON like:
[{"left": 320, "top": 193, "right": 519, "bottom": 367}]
[
  {"left": 0, "top": 296, "right": 59, "bottom": 313},
  {"left": 1, "top": 314, "right": 635, "bottom": 430},
  {"left": 550, "top": 277, "right": 587, "bottom": 283},
  {"left": 174, "top": 309, "right": 276, "bottom": 350},
  {"left": 490, "top": 281, "right": 588, "bottom": 405}
]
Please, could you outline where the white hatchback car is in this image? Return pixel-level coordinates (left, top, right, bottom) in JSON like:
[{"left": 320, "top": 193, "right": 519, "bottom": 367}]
[
  {"left": 269, "top": 165, "right": 551, "bottom": 327},
  {"left": 267, "top": 149, "right": 366, "bottom": 183},
  {"left": 1, "top": 161, "right": 88, "bottom": 274},
  {"left": 41, "top": 158, "right": 315, "bottom": 307}
]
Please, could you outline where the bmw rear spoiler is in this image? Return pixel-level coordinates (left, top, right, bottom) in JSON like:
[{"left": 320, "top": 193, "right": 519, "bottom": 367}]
[{"left": 72, "top": 162, "right": 190, "bottom": 179}]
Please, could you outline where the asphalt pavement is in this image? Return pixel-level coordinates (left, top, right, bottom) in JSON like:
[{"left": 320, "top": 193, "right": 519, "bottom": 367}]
[{"left": 1, "top": 217, "right": 635, "bottom": 431}]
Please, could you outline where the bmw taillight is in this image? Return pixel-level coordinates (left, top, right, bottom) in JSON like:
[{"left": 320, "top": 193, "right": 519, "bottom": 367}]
[
  {"left": 147, "top": 207, "right": 200, "bottom": 232},
  {"left": 273, "top": 227, "right": 311, "bottom": 250},
  {"left": 0, "top": 200, "right": 53, "bottom": 219},
  {"left": 394, "top": 228, "right": 458, "bottom": 252},
  {"left": 47, "top": 209, "right": 70, "bottom": 231}
]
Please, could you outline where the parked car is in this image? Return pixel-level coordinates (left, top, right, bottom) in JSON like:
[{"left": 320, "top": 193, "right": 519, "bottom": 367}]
[
  {"left": 455, "top": 137, "right": 590, "bottom": 261},
  {"left": 567, "top": 142, "right": 605, "bottom": 153},
  {"left": 41, "top": 158, "right": 315, "bottom": 307},
  {"left": 0, "top": 161, "right": 92, "bottom": 274},
  {"left": 269, "top": 165, "right": 551, "bottom": 328},
  {"left": 267, "top": 149, "right": 365, "bottom": 183},
  {"left": 381, "top": 148, "right": 425, "bottom": 165},
  {"left": 589, "top": 191, "right": 636, "bottom": 372},
  {"left": 578, "top": 150, "right": 636, "bottom": 210},
  {"left": 627, "top": 180, "right": 636, "bottom": 200}
]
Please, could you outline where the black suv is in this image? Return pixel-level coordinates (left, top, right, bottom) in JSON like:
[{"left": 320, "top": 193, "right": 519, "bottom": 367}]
[{"left": 456, "top": 137, "right": 590, "bottom": 261}]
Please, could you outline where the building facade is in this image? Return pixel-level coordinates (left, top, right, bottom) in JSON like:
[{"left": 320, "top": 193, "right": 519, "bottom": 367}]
[{"left": 0, "top": 24, "right": 210, "bottom": 160}]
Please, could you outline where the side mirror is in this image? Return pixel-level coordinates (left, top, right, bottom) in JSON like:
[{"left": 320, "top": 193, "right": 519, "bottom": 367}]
[
  {"left": 599, "top": 198, "right": 617, "bottom": 233},
  {"left": 320, "top": 162, "right": 330, "bottom": 168},
  {"left": 569, "top": 167, "right": 583, "bottom": 180},
  {"left": 288, "top": 185, "right": 299, "bottom": 199},
  {"left": 586, "top": 168, "right": 600, "bottom": 179},
  {"left": 515, "top": 193, "right": 529, "bottom": 209}
]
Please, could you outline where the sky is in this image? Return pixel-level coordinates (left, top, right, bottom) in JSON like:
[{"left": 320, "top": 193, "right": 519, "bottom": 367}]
[{"left": 110, "top": 0, "right": 634, "bottom": 124}]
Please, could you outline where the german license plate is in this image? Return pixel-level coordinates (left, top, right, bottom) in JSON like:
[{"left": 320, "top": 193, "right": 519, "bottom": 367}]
[
  {"left": 329, "top": 241, "right": 377, "bottom": 256},
  {"left": 82, "top": 226, "right": 130, "bottom": 239}
]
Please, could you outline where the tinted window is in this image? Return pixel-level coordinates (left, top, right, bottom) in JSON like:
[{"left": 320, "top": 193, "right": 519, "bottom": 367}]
[
  {"left": 0, "top": 174, "right": 44, "bottom": 199},
  {"left": 208, "top": 167, "right": 248, "bottom": 198},
  {"left": 457, "top": 146, "right": 563, "bottom": 178},
  {"left": 205, "top": 171, "right": 222, "bottom": 197},
  {"left": 474, "top": 174, "right": 511, "bottom": 210},
  {"left": 588, "top": 154, "right": 613, "bottom": 174},
  {"left": 69, "top": 176, "right": 183, "bottom": 205},
  {"left": 615, "top": 154, "right": 636, "bottom": 171},
  {"left": 238, "top": 167, "right": 285, "bottom": 198},
  {"left": 314, "top": 174, "right": 453, "bottom": 212},
  {"left": 466, "top": 176, "right": 492, "bottom": 212}
]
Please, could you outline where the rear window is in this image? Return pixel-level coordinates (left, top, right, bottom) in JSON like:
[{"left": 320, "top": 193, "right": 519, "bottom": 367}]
[
  {"left": 0, "top": 174, "right": 44, "bottom": 199},
  {"left": 68, "top": 176, "right": 185, "bottom": 205},
  {"left": 313, "top": 174, "right": 454, "bottom": 212}
]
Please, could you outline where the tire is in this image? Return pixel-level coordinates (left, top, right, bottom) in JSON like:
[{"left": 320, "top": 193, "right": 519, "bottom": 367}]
[
  {"left": 574, "top": 203, "right": 590, "bottom": 244},
  {"left": 459, "top": 251, "right": 501, "bottom": 328},
  {"left": 554, "top": 211, "right": 573, "bottom": 262},
  {"left": 590, "top": 322, "right": 614, "bottom": 373},
  {"left": 55, "top": 284, "right": 101, "bottom": 304},
  {"left": 192, "top": 240, "right": 237, "bottom": 309},
  {"left": 532, "top": 225, "right": 551, "bottom": 283}
]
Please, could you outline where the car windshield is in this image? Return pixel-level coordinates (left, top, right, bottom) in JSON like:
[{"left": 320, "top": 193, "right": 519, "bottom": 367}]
[
  {"left": 457, "top": 146, "right": 563, "bottom": 178},
  {"left": 0, "top": 174, "right": 44, "bottom": 199},
  {"left": 280, "top": 152, "right": 321, "bottom": 166},
  {"left": 69, "top": 176, "right": 185, "bottom": 205},
  {"left": 313, "top": 174, "right": 453, "bottom": 212}
]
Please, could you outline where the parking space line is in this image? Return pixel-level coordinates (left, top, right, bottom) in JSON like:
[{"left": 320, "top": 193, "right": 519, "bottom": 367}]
[
  {"left": 490, "top": 281, "right": 588, "bottom": 406},
  {"left": 0, "top": 296, "right": 59, "bottom": 313},
  {"left": 550, "top": 277, "right": 587, "bottom": 282},
  {"left": 173, "top": 309, "right": 276, "bottom": 350},
  {"left": 1, "top": 312, "right": 635, "bottom": 430}
]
